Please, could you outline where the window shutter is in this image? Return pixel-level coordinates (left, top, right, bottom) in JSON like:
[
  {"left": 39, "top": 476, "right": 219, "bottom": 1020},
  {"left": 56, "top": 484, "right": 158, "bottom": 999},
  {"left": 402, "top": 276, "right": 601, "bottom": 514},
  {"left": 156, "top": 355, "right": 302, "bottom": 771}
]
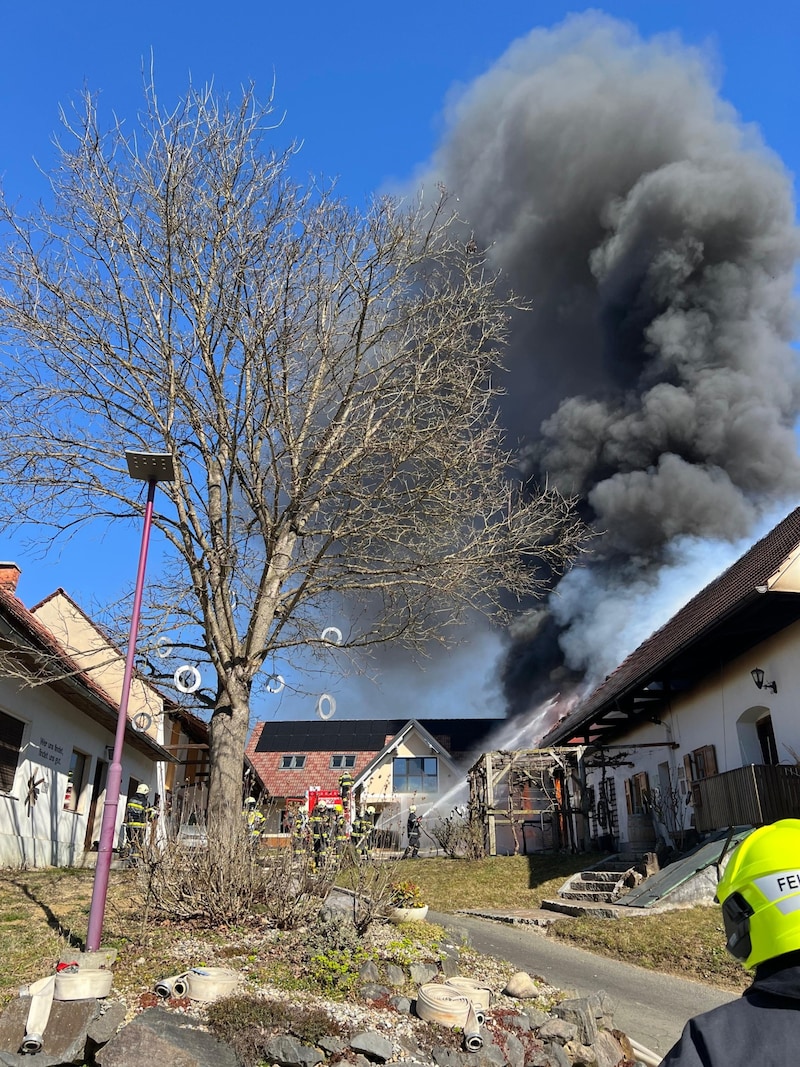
[
  {"left": 0, "top": 710, "right": 24, "bottom": 792},
  {"left": 701, "top": 745, "right": 717, "bottom": 778},
  {"left": 683, "top": 753, "right": 694, "bottom": 784}
]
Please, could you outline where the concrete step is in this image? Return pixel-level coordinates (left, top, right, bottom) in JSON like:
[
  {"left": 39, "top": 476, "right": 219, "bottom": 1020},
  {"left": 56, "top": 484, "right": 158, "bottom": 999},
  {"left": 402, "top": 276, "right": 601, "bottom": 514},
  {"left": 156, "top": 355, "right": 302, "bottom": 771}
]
[
  {"left": 578, "top": 869, "right": 626, "bottom": 883},
  {"left": 540, "top": 898, "right": 621, "bottom": 919},
  {"left": 561, "top": 889, "right": 616, "bottom": 903},
  {"left": 568, "top": 879, "right": 619, "bottom": 894}
]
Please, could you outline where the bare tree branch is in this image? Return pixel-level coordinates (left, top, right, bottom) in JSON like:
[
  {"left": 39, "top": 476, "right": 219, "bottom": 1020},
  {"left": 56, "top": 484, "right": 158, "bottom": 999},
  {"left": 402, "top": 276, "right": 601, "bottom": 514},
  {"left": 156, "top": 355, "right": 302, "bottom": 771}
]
[{"left": 0, "top": 77, "right": 587, "bottom": 833}]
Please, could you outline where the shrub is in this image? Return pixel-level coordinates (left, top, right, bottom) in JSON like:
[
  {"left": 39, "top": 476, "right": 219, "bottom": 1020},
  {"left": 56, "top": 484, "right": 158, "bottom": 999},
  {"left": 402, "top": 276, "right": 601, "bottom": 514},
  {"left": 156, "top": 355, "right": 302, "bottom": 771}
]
[
  {"left": 389, "top": 880, "right": 425, "bottom": 908},
  {"left": 206, "top": 994, "right": 346, "bottom": 1066}
]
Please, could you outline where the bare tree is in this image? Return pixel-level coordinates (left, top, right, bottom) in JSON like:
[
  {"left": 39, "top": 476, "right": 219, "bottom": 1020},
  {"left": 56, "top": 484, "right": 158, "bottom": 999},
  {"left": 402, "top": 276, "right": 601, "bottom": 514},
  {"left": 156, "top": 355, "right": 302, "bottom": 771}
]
[{"left": 0, "top": 79, "right": 585, "bottom": 835}]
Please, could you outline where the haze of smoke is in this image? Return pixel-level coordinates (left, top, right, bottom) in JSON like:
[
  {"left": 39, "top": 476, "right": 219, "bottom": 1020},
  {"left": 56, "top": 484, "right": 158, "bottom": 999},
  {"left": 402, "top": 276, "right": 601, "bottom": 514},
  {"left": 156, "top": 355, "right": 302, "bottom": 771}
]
[{"left": 423, "top": 12, "right": 800, "bottom": 715}]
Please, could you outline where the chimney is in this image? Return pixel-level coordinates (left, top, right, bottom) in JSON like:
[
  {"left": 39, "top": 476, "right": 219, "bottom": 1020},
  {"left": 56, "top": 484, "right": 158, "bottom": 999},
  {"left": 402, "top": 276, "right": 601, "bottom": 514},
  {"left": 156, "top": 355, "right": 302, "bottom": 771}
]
[{"left": 0, "top": 563, "right": 21, "bottom": 595}]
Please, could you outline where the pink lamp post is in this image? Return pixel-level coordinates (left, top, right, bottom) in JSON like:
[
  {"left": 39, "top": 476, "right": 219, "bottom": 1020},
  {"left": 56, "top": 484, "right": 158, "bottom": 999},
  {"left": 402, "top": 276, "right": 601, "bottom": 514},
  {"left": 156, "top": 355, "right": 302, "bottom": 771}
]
[{"left": 86, "top": 450, "right": 175, "bottom": 952}]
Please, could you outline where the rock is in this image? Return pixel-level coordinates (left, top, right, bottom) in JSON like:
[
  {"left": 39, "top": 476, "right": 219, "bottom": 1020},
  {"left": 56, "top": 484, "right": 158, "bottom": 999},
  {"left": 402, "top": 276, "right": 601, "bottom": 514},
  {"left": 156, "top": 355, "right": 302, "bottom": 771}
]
[
  {"left": 86, "top": 1001, "right": 127, "bottom": 1045},
  {"left": 409, "top": 963, "right": 439, "bottom": 986},
  {"left": 592, "top": 1030, "right": 626, "bottom": 1067},
  {"left": 439, "top": 942, "right": 460, "bottom": 978},
  {"left": 499, "top": 1030, "right": 526, "bottom": 1067},
  {"left": 262, "top": 1033, "right": 324, "bottom": 1066},
  {"left": 537, "top": 1018, "right": 578, "bottom": 1044},
  {"left": 350, "top": 1029, "right": 395, "bottom": 1062},
  {"left": 612, "top": 1028, "right": 635, "bottom": 1063},
  {"left": 96, "top": 1006, "right": 238, "bottom": 1067},
  {"left": 390, "top": 995, "right": 413, "bottom": 1013},
  {"left": 0, "top": 996, "right": 98, "bottom": 1066},
  {"left": 359, "top": 961, "right": 381, "bottom": 983},
  {"left": 503, "top": 971, "right": 539, "bottom": 998},
  {"left": 506, "top": 1013, "right": 531, "bottom": 1030},
  {"left": 360, "top": 983, "right": 391, "bottom": 1001},
  {"left": 544, "top": 1041, "right": 572, "bottom": 1067},
  {"left": 564, "top": 1040, "right": 598, "bottom": 1065},
  {"left": 384, "top": 963, "right": 407, "bottom": 987},
  {"left": 554, "top": 997, "right": 599, "bottom": 1045},
  {"left": 318, "top": 1034, "right": 347, "bottom": 1055},
  {"left": 522, "top": 1005, "right": 552, "bottom": 1029}
]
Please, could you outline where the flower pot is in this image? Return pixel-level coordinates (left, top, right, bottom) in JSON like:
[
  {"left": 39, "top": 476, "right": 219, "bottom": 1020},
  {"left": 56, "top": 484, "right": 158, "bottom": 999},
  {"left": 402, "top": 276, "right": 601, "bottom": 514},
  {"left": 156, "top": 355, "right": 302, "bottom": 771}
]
[{"left": 386, "top": 904, "right": 429, "bottom": 923}]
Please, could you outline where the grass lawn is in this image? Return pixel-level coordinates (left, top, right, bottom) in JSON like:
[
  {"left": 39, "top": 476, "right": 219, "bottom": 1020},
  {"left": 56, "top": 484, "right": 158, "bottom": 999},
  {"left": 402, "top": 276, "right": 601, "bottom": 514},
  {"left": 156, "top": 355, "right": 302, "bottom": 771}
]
[{"left": 0, "top": 851, "right": 750, "bottom": 1010}]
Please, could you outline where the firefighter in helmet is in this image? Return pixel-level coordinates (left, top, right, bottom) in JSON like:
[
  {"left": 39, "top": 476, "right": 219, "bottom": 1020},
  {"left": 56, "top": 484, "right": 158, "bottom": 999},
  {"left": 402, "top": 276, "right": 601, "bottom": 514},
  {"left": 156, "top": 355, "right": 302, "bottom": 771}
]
[
  {"left": 309, "top": 800, "right": 331, "bottom": 867},
  {"left": 402, "top": 805, "right": 422, "bottom": 859},
  {"left": 242, "top": 796, "right": 265, "bottom": 841},
  {"left": 124, "top": 784, "right": 154, "bottom": 865},
  {"left": 351, "top": 806, "right": 373, "bottom": 858},
  {"left": 661, "top": 820, "right": 800, "bottom": 1065}
]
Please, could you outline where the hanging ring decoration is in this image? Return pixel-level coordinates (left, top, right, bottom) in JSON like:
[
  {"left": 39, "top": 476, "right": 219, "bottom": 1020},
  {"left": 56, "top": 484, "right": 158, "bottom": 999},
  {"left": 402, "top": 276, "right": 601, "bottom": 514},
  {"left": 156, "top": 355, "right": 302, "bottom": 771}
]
[
  {"left": 174, "top": 665, "right": 202, "bottom": 694},
  {"left": 316, "top": 693, "right": 336, "bottom": 720},
  {"left": 155, "top": 636, "right": 172, "bottom": 660},
  {"left": 266, "top": 674, "right": 285, "bottom": 694},
  {"left": 320, "top": 626, "right": 343, "bottom": 645},
  {"left": 133, "top": 711, "right": 153, "bottom": 732}
]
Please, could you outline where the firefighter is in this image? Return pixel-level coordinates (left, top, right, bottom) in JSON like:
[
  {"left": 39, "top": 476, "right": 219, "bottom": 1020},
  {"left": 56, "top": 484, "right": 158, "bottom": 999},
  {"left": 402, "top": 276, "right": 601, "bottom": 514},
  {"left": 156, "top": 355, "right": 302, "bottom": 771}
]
[
  {"left": 338, "top": 770, "right": 354, "bottom": 807},
  {"left": 291, "top": 804, "right": 309, "bottom": 852},
  {"left": 242, "top": 796, "right": 265, "bottom": 841},
  {"left": 332, "top": 806, "right": 347, "bottom": 855},
  {"left": 124, "top": 784, "right": 154, "bottom": 865},
  {"left": 309, "top": 800, "right": 331, "bottom": 867},
  {"left": 661, "top": 820, "right": 800, "bottom": 1065},
  {"left": 403, "top": 805, "right": 422, "bottom": 859},
  {"left": 351, "top": 806, "right": 373, "bottom": 858}
]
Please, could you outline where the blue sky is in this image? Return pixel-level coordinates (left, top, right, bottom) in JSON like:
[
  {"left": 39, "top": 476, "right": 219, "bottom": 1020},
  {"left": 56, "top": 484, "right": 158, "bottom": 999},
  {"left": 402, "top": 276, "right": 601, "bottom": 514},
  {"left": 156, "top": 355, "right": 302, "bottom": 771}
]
[{"left": 1, "top": 1, "right": 798, "bottom": 720}]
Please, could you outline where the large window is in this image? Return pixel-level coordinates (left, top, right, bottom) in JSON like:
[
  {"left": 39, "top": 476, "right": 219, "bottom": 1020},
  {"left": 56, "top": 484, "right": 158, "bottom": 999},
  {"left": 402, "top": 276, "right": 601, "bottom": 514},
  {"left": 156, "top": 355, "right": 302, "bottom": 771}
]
[
  {"left": 0, "top": 710, "right": 24, "bottom": 792},
  {"left": 280, "top": 755, "right": 306, "bottom": 770},
  {"left": 393, "top": 756, "right": 438, "bottom": 794}
]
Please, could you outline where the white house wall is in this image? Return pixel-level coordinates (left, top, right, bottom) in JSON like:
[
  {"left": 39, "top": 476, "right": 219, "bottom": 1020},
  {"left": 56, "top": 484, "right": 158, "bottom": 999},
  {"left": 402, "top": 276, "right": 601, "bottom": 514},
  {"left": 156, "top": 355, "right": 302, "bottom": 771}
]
[
  {"left": 587, "top": 621, "right": 800, "bottom": 850},
  {"left": 0, "top": 677, "right": 154, "bottom": 868},
  {"left": 360, "top": 729, "right": 463, "bottom": 846}
]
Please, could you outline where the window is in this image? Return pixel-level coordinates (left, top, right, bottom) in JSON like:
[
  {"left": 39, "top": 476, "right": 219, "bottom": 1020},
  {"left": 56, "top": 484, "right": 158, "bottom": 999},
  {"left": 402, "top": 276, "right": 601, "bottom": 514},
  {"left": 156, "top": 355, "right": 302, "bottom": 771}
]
[
  {"left": 0, "top": 710, "right": 24, "bottom": 792},
  {"left": 330, "top": 754, "right": 355, "bottom": 769},
  {"left": 393, "top": 756, "right": 438, "bottom": 794},
  {"left": 280, "top": 755, "right": 306, "bottom": 770},
  {"left": 624, "top": 771, "right": 649, "bottom": 815},
  {"left": 684, "top": 745, "right": 717, "bottom": 784},
  {"left": 63, "top": 749, "right": 88, "bottom": 812}
]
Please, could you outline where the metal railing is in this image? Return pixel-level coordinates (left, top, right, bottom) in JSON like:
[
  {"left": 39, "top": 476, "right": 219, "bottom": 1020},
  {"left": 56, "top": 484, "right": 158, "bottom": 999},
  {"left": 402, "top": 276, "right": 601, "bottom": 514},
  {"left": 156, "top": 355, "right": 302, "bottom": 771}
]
[{"left": 693, "top": 764, "right": 800, "bottom": 832}]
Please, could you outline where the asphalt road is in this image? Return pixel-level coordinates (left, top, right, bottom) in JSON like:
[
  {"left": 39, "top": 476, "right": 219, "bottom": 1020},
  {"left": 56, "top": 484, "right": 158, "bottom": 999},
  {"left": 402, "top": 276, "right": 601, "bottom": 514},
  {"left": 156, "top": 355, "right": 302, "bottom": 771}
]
[{"left": 430, "top": 911, "right": 738, "bottom": 1058}]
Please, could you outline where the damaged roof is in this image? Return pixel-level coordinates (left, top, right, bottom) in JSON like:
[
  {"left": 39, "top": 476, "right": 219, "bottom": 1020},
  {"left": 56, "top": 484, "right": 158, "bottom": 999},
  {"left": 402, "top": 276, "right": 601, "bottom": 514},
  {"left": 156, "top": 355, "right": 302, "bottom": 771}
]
[{"left": 543, "top": 507, "right": 800, "bottom": 747}]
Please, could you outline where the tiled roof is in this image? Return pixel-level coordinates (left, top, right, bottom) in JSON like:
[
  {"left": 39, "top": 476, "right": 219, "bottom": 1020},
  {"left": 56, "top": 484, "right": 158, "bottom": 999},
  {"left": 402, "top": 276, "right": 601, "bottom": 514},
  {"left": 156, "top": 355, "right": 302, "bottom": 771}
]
[
  {"left": 246, "top": 717, "right": 502, "bottom": 798},
  {"left": 545, "top": 507, "right": 800, "bottom": 746},
  {"left": 0, "top": 584, "right": 176, "bottom": 763}
]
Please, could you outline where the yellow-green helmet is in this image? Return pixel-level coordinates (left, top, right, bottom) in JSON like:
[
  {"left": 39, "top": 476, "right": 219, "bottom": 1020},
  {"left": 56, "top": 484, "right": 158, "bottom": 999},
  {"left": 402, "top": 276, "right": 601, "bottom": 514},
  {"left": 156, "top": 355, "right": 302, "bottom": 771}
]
[{"left": 715, "top": 820, "right": 800, "bottom": 968}]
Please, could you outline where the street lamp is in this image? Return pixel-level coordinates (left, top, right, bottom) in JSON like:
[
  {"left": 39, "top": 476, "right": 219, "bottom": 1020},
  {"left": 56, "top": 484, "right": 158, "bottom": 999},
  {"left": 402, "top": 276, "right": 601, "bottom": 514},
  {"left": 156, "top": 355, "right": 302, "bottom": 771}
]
[{"left": 86, "top": 450, "right": 175, "bottom": 952}]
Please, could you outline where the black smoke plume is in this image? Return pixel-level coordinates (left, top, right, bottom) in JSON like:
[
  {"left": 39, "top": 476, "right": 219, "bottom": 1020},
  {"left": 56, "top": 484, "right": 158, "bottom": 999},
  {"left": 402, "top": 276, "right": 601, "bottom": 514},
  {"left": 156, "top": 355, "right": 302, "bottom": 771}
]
[{"left": 424, "top": 13, "right": 800, "bottom": 717}]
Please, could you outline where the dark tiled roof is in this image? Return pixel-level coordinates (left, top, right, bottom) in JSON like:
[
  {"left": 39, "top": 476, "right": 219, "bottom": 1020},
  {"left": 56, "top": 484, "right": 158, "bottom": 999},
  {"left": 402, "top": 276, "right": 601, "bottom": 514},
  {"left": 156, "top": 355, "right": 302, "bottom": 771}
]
[
  {"left": 251, "top": 718, "right": 500, "bottom": 757},
  {"left": 545, "top": 507, "right": 800, "bottom": 746}
]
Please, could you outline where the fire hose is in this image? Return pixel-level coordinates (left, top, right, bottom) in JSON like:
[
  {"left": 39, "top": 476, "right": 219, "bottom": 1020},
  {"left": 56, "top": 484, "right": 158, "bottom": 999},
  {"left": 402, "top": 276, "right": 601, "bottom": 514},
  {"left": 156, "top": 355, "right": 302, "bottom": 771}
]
[
  {"left": 154, "top": 972, "right": 190, "bottom": 998},
  {"left": 415, "top": 983, "right": 484, "bottom": 1051}
]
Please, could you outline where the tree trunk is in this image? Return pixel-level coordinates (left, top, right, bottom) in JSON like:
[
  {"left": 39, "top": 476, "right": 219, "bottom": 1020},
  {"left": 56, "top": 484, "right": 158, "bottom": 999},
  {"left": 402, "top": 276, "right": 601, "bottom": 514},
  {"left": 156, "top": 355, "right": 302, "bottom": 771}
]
[{"left": 207, "top": 669, "right": 252, "bottom": 837}]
